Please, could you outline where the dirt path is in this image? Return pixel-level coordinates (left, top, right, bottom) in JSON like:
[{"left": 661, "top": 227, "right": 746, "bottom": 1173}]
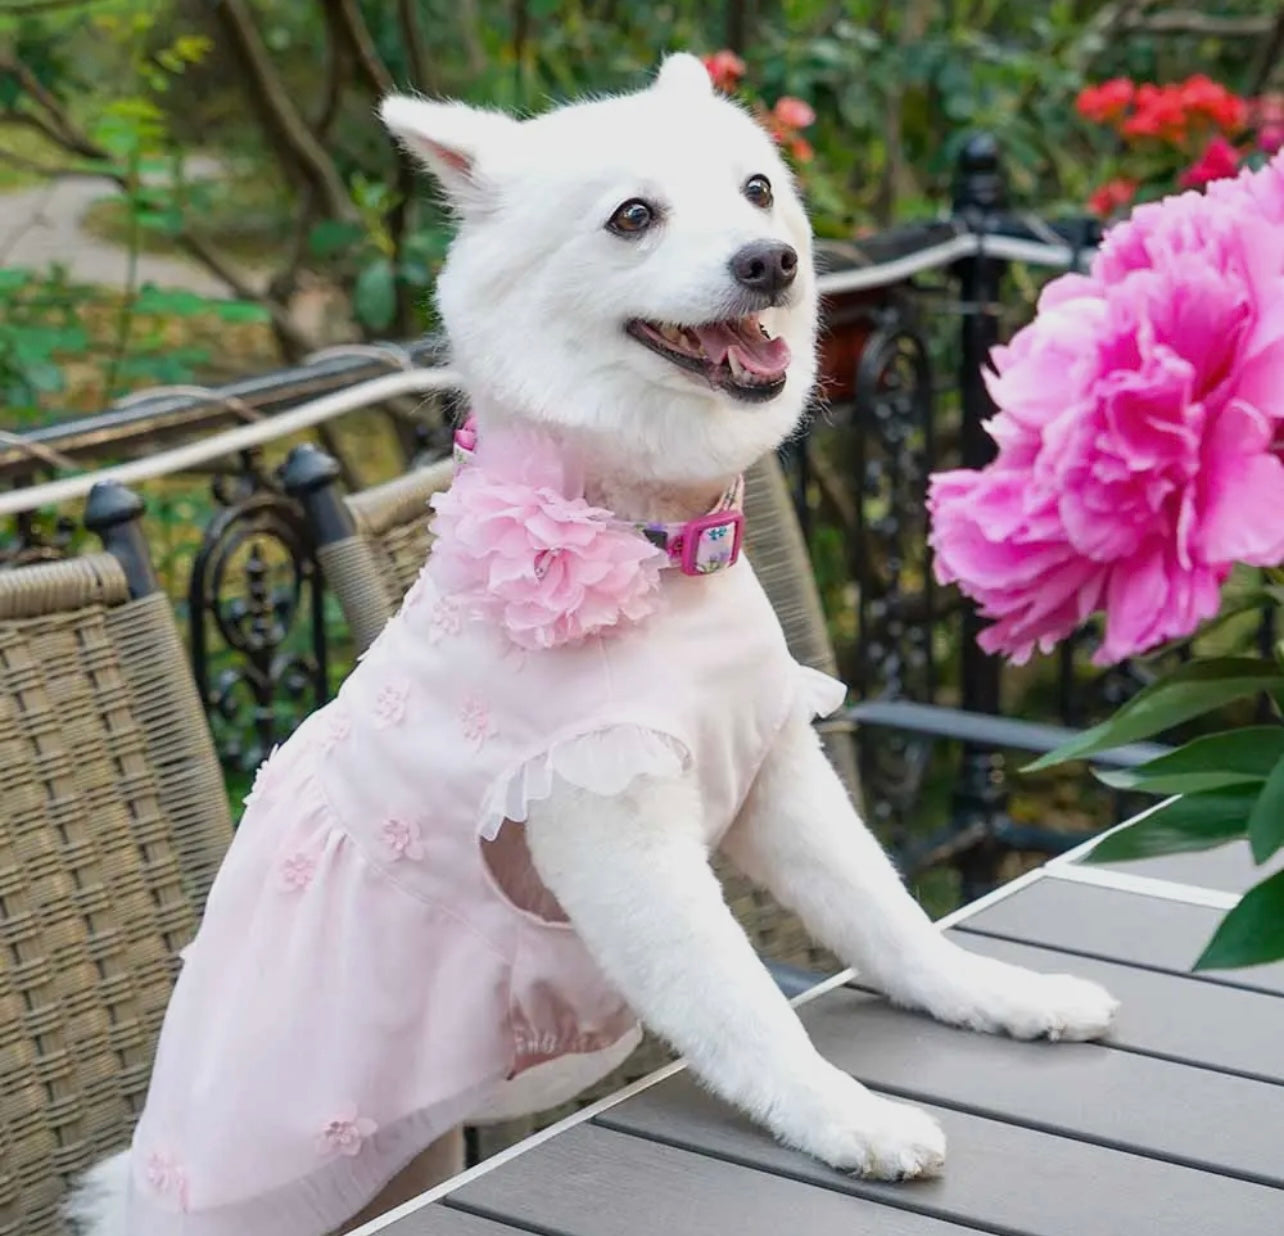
[{"left": 0, "top": 160, "right": 265, "bottom": 297}]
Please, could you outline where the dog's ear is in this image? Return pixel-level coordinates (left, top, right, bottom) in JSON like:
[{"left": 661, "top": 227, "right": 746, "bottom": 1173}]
[
  {"left": 653, "top": 53, "right": 713, "bottom": 98},
  {"left": 380, "top": 96, "right": 516, "bottom": 213}
]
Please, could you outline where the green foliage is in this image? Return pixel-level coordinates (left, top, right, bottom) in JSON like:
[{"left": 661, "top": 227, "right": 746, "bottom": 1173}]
[
  {"left": 1096, "top": 728, "right": 1284, "bottom": 797},
  {"left": 133, "top": 286, "right": 268, "bottom": 324},
  {"left": 1248, "top": 755, "right": 1284, "bottom": 864},
  {"left": 4, "top": 0, "right": 1273, "bottom": 405},
  {"left": 1195, "top": 871, "right": 1284, "bottom": 971},
  {"left": 1026, "top": 658, "right": 1284, "bottom": 769},
  {"left": 0, "top": 262, "right": 267, "bottom": 421},
  {"left": 0, "top": 266, "right": 88, "bottom": 412},
  {"left": 1083, "top": 789, "right": 1259, "bottom": 863},
  {"left": 354, "top": 258, "right": 397, "bottom": 331},
  {"left": 1070, "top": 593, "right": 1284, "bottom": 971}
]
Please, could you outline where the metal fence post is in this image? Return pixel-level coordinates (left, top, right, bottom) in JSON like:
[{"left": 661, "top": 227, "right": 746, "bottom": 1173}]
[
  {"left": 84, "top": 480, "right": 161, "bottom": 599},
  {"left": 950, "top": 134, "right": 1011, "bottom": 898},
  {"left": 280, "top": 443, "right": 356, "bottom": 545}
]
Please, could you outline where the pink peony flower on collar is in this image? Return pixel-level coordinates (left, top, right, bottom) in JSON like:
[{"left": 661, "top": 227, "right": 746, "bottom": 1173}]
[
  {"left": 427, "top": 429, "right": 664, "bottom": 650},
  {"left": 930, "top": 160, "right": 1284, "bottom": 666}
]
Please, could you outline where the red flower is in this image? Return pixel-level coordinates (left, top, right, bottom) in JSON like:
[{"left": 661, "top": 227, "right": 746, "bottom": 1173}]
[
  {"left": 703, "top": 50, "right": 746, "bottom": 93},
  {"left": 1122, "top": 84, "right": 1189, "bottom": 143},
  {"left": 1093, "top": 75, "right": 1247, "bottom": 149},
  {"left": 1178, "top": 74, "right": 1247, "bottom": 134},
  {"left": 1087, "top": 178, "right": 1138, "bottom": 218},
  {"left": 1179, "top": 135, "right": 1242, "bottom": 189},
  {"left": 1076, "top": 78, "right": 1134, "bottom": 125}
]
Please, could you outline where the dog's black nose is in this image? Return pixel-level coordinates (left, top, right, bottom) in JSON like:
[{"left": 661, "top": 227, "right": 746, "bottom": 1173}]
[{"left": 729, "top": 241, "right": 798, "bottom": 297}]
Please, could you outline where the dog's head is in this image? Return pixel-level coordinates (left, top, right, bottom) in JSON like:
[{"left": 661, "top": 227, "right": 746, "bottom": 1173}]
[{"left": 381, "top": 53, "right": 818, "bottom": 487}]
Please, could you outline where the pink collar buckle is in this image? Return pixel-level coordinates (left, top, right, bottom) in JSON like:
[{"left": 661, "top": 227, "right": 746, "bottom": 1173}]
[
  {"left": 669, "top": 509, "right": 745, "bottom": 576},
  {"left": 641, "top": 474, "right": 746, "bottom": 577}
]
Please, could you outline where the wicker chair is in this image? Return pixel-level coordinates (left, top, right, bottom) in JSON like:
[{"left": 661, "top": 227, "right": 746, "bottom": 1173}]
[
  {"left": 0, "top": 482, "right": 233, "bottom": 1236},
  {"left": 282, "top": 445, "right": 453, "bottom": 655},
  {"left": 285, "top": 443, "right": 859, "bottom": 1159}
]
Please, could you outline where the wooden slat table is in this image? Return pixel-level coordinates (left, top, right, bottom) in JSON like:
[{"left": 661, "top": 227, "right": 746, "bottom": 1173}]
[{"left": 354, "top": 830, "right": 1284, "bottom": 1236}]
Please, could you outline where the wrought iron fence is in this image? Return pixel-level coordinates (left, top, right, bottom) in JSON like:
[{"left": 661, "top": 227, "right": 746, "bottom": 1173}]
[{"left": 5, "top": 138, "right": 1259, "bottom": 896}]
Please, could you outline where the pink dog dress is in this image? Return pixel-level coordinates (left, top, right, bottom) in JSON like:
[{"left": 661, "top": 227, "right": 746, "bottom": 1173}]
[{"left": 125, "top": 430, "right": 845, "bottom": 1235}]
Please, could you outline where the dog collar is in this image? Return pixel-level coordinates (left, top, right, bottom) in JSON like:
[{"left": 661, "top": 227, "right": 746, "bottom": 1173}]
[{"left": 452, "top": 418, "right": 745, "bottom": 577}]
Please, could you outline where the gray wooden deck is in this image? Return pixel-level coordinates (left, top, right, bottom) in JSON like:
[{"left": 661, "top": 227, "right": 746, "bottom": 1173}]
[{"left": 354, "top": 830, "right": 1284, "bottom": 1235}]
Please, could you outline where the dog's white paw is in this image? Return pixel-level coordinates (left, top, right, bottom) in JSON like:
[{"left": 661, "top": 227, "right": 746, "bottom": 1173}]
[
  {"left": 811, "top": 1093, "right": 947, "bottom": 1180},
  {"left": 986, "top": 971, "right": 1120, "bottom": 1042},
  {"left": 780, "top": 1071, "right": 946, "bottom": 1180},
  {"left": 900, "top": 950, "right": 1119, "bottom": 1042}
]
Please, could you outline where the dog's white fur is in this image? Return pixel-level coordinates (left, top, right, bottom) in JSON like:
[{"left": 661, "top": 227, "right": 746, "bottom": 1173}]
[
  {"left": 382, "top": 53, "right": 817, "bottom": 507},
  {"left": 70, "top": 54, "right": 1117, "bottom": 1233}
]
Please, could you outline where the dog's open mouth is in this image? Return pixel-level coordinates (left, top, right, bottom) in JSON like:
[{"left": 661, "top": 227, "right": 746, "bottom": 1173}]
[{"left": 627, "top": 313, "right": 791, "bottom": 402}]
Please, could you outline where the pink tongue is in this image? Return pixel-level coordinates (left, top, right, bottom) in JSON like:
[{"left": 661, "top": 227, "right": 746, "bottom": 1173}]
[{"left": 692, "top": 324, "right": 791, "bottom": 376}]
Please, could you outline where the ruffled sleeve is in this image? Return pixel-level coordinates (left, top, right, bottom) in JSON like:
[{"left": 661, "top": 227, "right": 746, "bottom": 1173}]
[
  {"left": 795, "top": 663, "right": 848, "bottom": 720},
  {"left": 478, "top": 725, "right": 691, "bottom": 842}
]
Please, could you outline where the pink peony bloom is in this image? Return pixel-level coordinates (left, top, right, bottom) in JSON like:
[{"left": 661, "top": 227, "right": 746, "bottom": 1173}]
[
  {"left": 1206, "top": 145, "right": 1284, "bottom": 223},
  {"left": 428, "top": 430, "right": 665, "bottom": 650},
  {"left": 930, "top": 159, "right": 1284, "bottom": 665}
]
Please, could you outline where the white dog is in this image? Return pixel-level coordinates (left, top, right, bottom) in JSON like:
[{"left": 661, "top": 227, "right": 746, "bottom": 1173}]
[{"left": 70, "top": 53, "right": 1117, "bottom": 1236}]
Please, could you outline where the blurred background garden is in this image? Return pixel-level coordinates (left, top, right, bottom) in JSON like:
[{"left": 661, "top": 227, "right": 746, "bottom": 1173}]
[{"left": 3, "top": 0, "right": 1282, "bottom": 911}]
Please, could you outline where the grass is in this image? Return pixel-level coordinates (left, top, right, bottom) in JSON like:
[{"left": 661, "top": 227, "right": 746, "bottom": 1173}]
[{"left": 0, "top": 121, "right": 73, "bottom": 190}]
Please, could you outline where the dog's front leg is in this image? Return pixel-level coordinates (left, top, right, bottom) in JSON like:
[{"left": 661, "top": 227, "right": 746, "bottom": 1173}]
[
  {"left": 525, "top": 775, "right": 946, "bottom": 1179},
  {"left": 722, "top": 713, "right": 1119, "bottom": 1041}
]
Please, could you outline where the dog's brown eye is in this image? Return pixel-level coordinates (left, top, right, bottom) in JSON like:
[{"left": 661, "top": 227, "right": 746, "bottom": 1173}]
[
  {"left": 607, "top": 199, "right": 654, "bottom": 236},
  {"left": 743, "top": 175, "right": 773, "bottom": 208}
]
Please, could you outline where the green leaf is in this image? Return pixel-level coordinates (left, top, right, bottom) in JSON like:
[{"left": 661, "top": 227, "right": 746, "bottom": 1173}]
[
  {"left": 1096, "top": 727, "right": 1284, "bottom": 796},
  {"left": 1098, "top": 769, "right": 1266, "bottom": 795},
  {"left": 24, "top": 362, "right": 64, "bottom": 393},
  {"left": 1248, "top": 753, "right": 1284, "bottom": 864},
  {"left": 213, "top": 301, "right": 270, "bottom": 324},
  {"left": 396, "top": 259, "right": 432, "bottom": 287},
  {"left": 0, "top": 268, "right": 32, "bottom": 294},
  {"left": 1083, "top": 788, "right": 1256, "bottom": 864},
  {"left": 354, "top": 258, "right": 396, "bottom": 331},
  {"left": 136, "top": 207, "right": 185, "bottom": 235},
  {"left": 1183, "top": 586, "right": 1284, "bottom": 648},
  {"left": 134, "top": 286, "right": 211, "bottom": 316},
  {"left": 1023, "top": 658, "right": 1284, "bottom": 771},
  {"left": 1194, "top": 870, "right": 1284, "bottom": 970},
  {"left": 308, "top": 219, "right": 364, "bottom": 259}
]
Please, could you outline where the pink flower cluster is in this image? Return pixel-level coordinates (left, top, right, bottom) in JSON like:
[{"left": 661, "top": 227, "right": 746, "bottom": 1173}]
[
  {"left": 428, "top": 431, "right": 664, "bottom": 650},
  {"left": 929, "top": 153, "right": 1284, "bottom": 665}
]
